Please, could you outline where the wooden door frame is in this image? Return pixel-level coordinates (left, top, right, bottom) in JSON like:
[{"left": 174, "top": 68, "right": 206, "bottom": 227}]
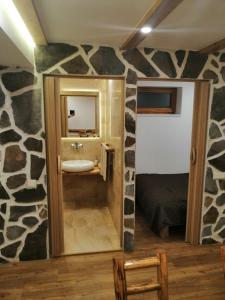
[
  {"left": 43, "top": 74, "right": 125, "bottom": 257},
  {"left": 137, "top": 78, "right": 211, "bottom": 245}
]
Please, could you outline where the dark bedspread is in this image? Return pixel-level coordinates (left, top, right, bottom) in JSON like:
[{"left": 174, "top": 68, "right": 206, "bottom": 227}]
[{"left": 136, "top": 173, "right": 189, "bottom": 235}]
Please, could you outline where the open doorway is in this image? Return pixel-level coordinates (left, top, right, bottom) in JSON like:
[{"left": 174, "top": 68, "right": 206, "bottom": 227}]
[
  {"left": 44, "top": 76, "right": 124, "bottom": 256},
  {"left": 135, "top": 79, "right": 210, "bottom": 245}
]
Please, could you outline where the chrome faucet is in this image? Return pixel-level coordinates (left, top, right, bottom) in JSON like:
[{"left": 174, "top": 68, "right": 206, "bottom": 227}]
[{"left": 71, "top": 142, "right": 83, "bottom": 150}]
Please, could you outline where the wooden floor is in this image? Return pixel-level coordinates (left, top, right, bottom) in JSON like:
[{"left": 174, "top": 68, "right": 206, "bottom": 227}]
[{"left": 0, "top": 212, "right": 225, "bottom": 300}]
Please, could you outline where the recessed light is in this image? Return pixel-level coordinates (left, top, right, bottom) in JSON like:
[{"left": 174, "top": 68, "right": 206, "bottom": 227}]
[{"left": 140, "top": 26, "right": 152, "bottom": 34}]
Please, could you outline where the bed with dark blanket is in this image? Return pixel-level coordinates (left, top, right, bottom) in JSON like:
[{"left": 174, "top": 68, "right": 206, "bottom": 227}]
[{"left": 136, "top": 173, "right": 189, "bottom": 237}]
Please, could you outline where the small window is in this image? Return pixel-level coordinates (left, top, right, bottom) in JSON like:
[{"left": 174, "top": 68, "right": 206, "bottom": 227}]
[{"left": 137, "top": 87, "right": 177, "bottom": 114}]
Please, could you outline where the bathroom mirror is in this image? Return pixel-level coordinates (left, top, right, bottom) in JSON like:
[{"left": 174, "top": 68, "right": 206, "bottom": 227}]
[{"left": 60, "top": 92, "right": 99, "bottom": 137}]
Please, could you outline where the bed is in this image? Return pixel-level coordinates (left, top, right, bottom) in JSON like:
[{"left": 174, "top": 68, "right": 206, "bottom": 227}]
[{"left": 136, "top": 173, "right": 189, "bottom": 238}]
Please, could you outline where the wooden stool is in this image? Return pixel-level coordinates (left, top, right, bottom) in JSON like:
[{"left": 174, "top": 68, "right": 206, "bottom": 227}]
[
  {"left": 220, "top": 246, "right": 225, "bottom": 278},
  {"left": 113, "top": 251, "right": 168, "bottom": 300}
]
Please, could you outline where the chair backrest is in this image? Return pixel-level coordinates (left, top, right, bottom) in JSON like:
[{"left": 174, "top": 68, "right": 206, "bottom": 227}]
[
  {"left": 113, "top": 251, "right": 168, "bottom": 300},
  {"left": 220, "top": 246, "right": 225, "bottom": 278}
]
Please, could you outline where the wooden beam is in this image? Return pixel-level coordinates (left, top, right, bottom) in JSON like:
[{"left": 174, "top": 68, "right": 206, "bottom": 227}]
[
  {"left": 120, "top": 0, "right": 184, "bottom": 50},
  {"left": 13, "top": 0, "right": 47, "bottom": 45},
  {"left": 199, "top": 37, "right": 225, "bottom": 54}
]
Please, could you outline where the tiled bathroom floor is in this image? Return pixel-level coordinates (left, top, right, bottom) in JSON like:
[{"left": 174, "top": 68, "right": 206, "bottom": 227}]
[{"left": 63, "top": 202, "right": 121, "bottom": 255}]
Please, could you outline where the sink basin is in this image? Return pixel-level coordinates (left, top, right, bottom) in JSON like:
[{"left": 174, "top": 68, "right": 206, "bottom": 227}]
[{"left": 62, "top": 160, "right": 94, "bottom": 172}]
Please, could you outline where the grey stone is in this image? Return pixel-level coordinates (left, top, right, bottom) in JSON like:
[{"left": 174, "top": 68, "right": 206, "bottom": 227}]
[
  {"left": 0, "top": 129, "right": 21, "bottom": 145},
  {"left": 211, "top": 59, "right": 219, "bottom": 68},
  {"left": 124, "top": 231, "right": 134, "bottom": 251},
  {"left": 6, "top": 174, "right": 26, "bottom": 189},
  {"left": 6, "top": 226, "right": 25, "bottom": 240},
  {"left": 90, "top": 47, "right": 125, "bottom": 75},
  {"left": 209, "top": 153, "right": 225, "bottom": 172},
  {"left": 207, "top": 140, "right": 225, "bottom": 157},
  {"left": 220, "top": 66, "right": 225, "bottom": 81},
  {"left": 1, "top": 203, "right": 6, "bottom": 214},
  {"left": 126, "top": 99, "right": 136, "bottom": 112},
  {"left": 144, "top": 48, "right": 154, "bottom": 55},
  {"left": 202, "top": 238, "right": 217, "bottom": 245},
  {"left": 0, "top": 66, "right": 8, "bottom": 70},
  {"left": 123, "top": 49, "right": 159, "bottom": 77},
  {"left": 125, "top": 112, "right": 135, "bottom": 134},
  {"left": 125, "top": 136, "right": 135, "bottom": 147},
  {"left": 214, "top": 217, "right": 225, "bottom": 231},
  {"left": 203, "top": 70, "right": 218, "bottom": 84},
  {"left": 39, "top": 208, "right": 48, "bottom": 219},
  {"left": 126, "top": 69, "right": 137, "bottom": 84},
  {"left": 205, "top": 196, "right": 213, "bottom": 208},
  {"left": 181, "top": 51, "right": 208, "bottom": 78},
  {"left": 3, "top": 145, "right": 26, "bottom": 172},
  {"left": 126, "top": 184, "right": 134, "bottom": 197},
  {"left": 12, "top": 89, "right": 42, "bottom": 134},
  {"left": 175, "top": 50, "right": 185, "bottom": 67},
  {"left": 219, "top": 228, "right": 225, "bottom": 238},
  {"left": 203, "top": 206, "right": 219, "bottom": 224},
  {"left": 0, "top": 215, "right": 4, "bottom": 230},
  {"left": 205, "top": 167, "right": 218, "bottom": 194},
  {"left": 124, "top": 218, "right": 134, "bottom": 229},
  {"left": 24, "top": 138, "right": 43, "bottom": 152},
  {"left": 34, "top": 43, "right": 78, "bottom": 72},
  {"left": 152, "top": 51, "right": 177, "bottom": 78},
  {"left": 216, "top": 193, "right": 225, "bottom": 206},
  {"left": 125, "top": 171, "right": 130, "bottom": 182},
  {"left": 126, "top": 88, "right": 136, "bottom": 98},
  {"left": 2, "top": 71, "right": 37, "bottom": 92},
  {"left": 1, "top": 241, "right": 21, "bottom": 258},
  {"left": 81, "top": 45, "right": 93, "bottom": 54},
  {"left": 13, "top": 185, "right": 46, "bottom": 203},
  {"left": 209, "top": 123, "right": 222, "bottom": 139},
  {"left": 0, "top": 111, "right": 10, "bottom": 128},
  {"left": 0, "top": 87, "right": 5, "bottom": 108},
  {"left": 125, "top": 150, "right": 135, "bottom": 168},
  {"left": 0, "top": 183, "right": 10, "bottom": 199},
  {"left": 31, "top": 155, "right": 45, "bottom": 180},
  {"left": 19, "top": 220, "right": 48, "bottom": 261},
  {"left": 0, "top": 257, "right": 8, "bottom": 263},
  {"left": 23, "top": 217, "right": 39, "bottom": 227},
  {"left": 202, "top": 225, "right": 212, "bottom": 237},
  {"left": 0, "top": 232, "right": 4, "bottom": 245},
  {"left": 9, "top": 205, "right": 36, "bottom": 222},
  {"left": 61, "top": 55, "right": 89, "bottom": 74},
  {"left": 210, "top": 87, "right": 225, "bottom": 122},
  {"left": 219, "top": 180, "right": 225, "bottom": 190},
  {"left": 220, "top": 53, "right": 225, "bottom": 62},
  {"left": 41, "top": 131, "right": 45, "bottom": 139},
  {"left": 124, "top": 198, "right": 134, "bottom": 215}
]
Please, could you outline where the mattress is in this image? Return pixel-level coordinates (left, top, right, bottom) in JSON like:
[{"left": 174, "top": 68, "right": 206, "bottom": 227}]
[{"left": 136, "top": 173, "right": 189, "bottom": 235}]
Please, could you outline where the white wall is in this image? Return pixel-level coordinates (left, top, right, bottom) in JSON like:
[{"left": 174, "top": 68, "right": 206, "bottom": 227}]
[
  {"left": 136, "top": 81, "right": 195, "bottom": 174},
  {"left": 67, "top": 96, "right": 95, "bottom": 130}
]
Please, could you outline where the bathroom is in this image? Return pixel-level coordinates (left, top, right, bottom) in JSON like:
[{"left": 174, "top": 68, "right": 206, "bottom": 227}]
[{"left": 44, "top": 76, "right": 124, "bottom": 255}]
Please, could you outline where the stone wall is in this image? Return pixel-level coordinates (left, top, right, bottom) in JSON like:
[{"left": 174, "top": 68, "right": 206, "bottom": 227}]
[
  {"left": 1, "top": 43, "right": 225, "bottom": 263},
  {"left": 0, "top": 67, "right": 48, "bottom": 262},
  {"left": 34, "top": 44, "right": 225, "bottom": 249}
]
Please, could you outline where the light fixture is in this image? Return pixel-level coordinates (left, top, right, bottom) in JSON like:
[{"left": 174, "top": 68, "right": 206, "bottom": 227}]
[
  {"left": 140, "top": 26, "right": 152, "bottom": 34},
  {"left": 1, "top": 0, "right": 36, "bottom": 48}
]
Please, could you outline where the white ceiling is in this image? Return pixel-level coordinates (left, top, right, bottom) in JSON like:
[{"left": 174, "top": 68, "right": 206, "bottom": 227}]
[
  {"left": 0, "top": 28, "right": 32, "bottom": 69},
  {"left": 33, "top": 0, "right": 225, "bottom": 50}
]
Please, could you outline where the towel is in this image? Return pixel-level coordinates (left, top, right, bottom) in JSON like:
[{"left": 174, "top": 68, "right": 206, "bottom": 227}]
[{"left": 100, "top": 143, "right": 109, "bottom": 181}]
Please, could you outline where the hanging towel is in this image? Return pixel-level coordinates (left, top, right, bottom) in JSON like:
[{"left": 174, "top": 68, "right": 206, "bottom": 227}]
[{"left": 100, "top": 143, "right": 109, "bottom": 181}]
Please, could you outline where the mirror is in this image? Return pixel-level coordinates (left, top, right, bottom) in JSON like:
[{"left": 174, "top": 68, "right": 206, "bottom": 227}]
[{"left": 60, "top": 92, "right": 99, "bottom": 137}]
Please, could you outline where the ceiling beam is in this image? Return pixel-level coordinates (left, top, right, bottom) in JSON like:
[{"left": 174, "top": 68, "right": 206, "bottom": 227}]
[
  {"left": 13, "top": 0, "right": 47, "bottom": 45},
  {"left": 199, "top": 37, "right": 225, "bottom": 54},
  {"left": 120, "top": 0, "right": 184, "bottom": 50}
]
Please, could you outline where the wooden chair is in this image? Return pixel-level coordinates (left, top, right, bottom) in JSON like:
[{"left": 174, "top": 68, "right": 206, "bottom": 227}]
[
  {"left": 112, "top": 251, "right": 168, "bottom": 300},
  {"left": 220, "top": 246, "right": 225, "bottom": 278}
]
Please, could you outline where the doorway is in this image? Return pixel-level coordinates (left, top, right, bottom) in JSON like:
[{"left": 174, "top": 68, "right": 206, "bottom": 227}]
[
  {"left": 135, "top": 79, "right": 210, "bottom": 245},
  {"left": 44, "top": 75, "right": 124, "bottom": 256}
]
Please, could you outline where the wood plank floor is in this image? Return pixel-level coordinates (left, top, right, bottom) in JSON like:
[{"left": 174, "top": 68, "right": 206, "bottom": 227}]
[{"left": 0, "top": 212, "right": 225, "bottom": 300}]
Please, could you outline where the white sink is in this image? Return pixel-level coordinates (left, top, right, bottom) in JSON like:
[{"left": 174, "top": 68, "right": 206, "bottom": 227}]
[{"left": 62, "top": 160, "right": 94, "bottom": 172}]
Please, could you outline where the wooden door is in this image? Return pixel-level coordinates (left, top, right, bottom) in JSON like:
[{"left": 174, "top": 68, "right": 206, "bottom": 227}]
[
  {"left": 186, "top": 80, "right": 211, "bottom": 245},
  {"left": 44, "top": 76, "right": 64, "bottom": 256}
]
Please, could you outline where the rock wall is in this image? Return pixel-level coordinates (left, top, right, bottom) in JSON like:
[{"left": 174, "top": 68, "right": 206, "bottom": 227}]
[
  {"left": 1, "top": 44, "right": 225, "bottom": 263},
  {"left": 0, "top": 67, "right": 48, "bottom": 263}
]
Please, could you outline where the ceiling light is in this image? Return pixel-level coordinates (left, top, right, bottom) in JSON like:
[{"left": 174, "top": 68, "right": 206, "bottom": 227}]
[
  {"left": 1, "top": 0, "right": 36, "bottom": 48},
  {"left": 140, "top": 26, "right": 152, "bottom": 34}
]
